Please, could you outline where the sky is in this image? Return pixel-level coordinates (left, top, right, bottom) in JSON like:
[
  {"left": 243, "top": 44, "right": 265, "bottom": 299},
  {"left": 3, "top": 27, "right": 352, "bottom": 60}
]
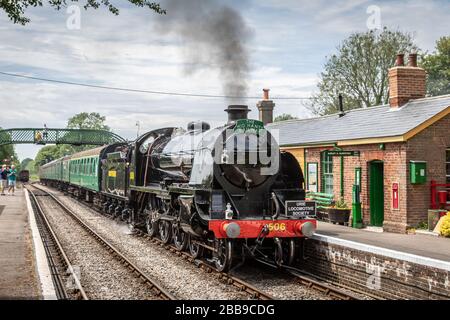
[{"left": 0, "top": 0, "right": 449, "bottom": 161}]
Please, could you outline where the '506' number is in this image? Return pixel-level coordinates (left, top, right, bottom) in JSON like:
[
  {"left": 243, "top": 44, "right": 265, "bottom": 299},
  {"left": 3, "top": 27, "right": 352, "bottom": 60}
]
[{"left": 268, "top": 223, "right": 286, "bottom": 232}]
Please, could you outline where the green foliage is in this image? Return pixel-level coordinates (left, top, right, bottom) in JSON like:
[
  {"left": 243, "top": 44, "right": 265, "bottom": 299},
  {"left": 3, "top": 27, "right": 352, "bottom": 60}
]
[
  {"left": 25, "top": 159, "right": 37, "bottom": 175},
  {"left": 416, "top": 221, "right": 428, "bottom": 230},
  {"left": 20, "top": 157, "right": 33, "bottom": 169},
  {"left": 0, "top": 0, "right": 165, "bottom": 25},
  {"left": 274, "top": 114, "right": 298, "bottom": 122},
  {"left": 308, "top": 28, "right": 418, "bottom": 115},
  {"left": 334, "top": 198, "right": 349, "bottom": 210},
  {"left": 67, "top": 112, "right": 110, "bottom": 152},
  {"left": 34, "top": 144, "right": 75, "bottom": 169},
  {"left": 67, "top": 112, "right": 110, "bottom": 131},
  {"left": 421, "top": 37, "right": 450, "bottom": 96},
  {"left": 0, "top": 127, "right": 19, "bottom": 166}
]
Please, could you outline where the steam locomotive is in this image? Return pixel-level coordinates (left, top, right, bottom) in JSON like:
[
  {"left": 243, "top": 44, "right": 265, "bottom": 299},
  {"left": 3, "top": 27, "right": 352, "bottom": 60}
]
[{"left": 39, "top": 105, "right": 316, "bottom": 271}]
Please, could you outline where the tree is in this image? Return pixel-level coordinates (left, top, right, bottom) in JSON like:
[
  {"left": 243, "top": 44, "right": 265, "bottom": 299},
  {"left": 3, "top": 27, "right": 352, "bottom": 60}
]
[
  {"left": 67, "top": 112, "right": 110, "bottom": 131},
  {"left": 0, "top": 127, "right": 19, "bottom": 166},
  {"left": 421, "top": 37, "right": 450, "bottom": 97},
  {"left": 20, "top": 157, "right": 33, "bottom": 169},
  {"left": 308, "top": 28, "right": 418, "bottom": 115},
  {"left": 274, "top": 114, "right": 298, "bottom": 122},
  {"left": 34, "top": 145, "right": 61, "bottom": 169},
  {"left": 67, "top": 112, "right": 110, "bottom": 151},
  {"left": 33, "top": 144, "right": 75, "bottom": 170},
  {"left": 1, "top": 0, "right": 165, "bottom": 25}
]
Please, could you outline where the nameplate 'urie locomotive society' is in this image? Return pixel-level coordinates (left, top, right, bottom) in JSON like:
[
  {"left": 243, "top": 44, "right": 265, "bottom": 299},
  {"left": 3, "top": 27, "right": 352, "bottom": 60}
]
[{"left": 285, "top": 201, "right": 317, "bottom": 217}]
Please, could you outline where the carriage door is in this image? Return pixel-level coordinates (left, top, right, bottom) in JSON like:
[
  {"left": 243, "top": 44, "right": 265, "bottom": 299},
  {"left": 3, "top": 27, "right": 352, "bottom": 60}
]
[{"left": 369, "top": 161, "right": 384, "bottom": 227}]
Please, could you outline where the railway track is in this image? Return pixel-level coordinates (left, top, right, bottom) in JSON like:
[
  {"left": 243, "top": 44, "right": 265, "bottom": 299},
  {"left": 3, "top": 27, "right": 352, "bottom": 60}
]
[
  {"left": 136, "top": 230, "right": 274, "bottom": 300},
  {"left": 36, "top": 183, "right": 371, "bottom": 301},
  {"left": 27, "top": 187, "right": 88, "bottom": 300},
  {"left": 27, "top": 185, "right": 175, "bottom": 300},
  {"left": 38, "top": 185, "right": 275, "bottom": 300}
]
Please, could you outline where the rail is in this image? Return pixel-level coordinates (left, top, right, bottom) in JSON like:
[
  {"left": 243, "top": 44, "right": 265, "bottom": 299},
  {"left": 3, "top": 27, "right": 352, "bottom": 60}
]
[
  {"left": 29, "top": 184, "right": 176, "bottom": 300},
  {"left": 27, "top": 187, "right": 88, "bottom": 300}
]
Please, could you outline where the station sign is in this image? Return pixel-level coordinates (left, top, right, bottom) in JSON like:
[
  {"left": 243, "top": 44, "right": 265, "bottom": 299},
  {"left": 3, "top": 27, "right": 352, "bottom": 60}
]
[
  {"left": 326, "top": 150, "right": 360, "bottom": 157},
  {"left": 285, "top": 200, "right": 316, "bottom": 217}
]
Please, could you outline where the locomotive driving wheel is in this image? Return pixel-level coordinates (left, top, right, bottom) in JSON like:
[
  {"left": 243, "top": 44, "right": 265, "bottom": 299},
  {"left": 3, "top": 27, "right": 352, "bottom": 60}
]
[
  {"left": 145, "top": 212, "right": 158, "bottom": 237},
  {"left": 273, "top": 238, "right": 296, "bottom": 266},
  {"left": 215, "top": 239, "right": 233, "bottom": 272},
  {"left": 188, "top": 236, "right": 204, "bottom": 258},
  {"left": 159, "top": 220, "right": 172, "bottom": 244},
  {"left": 172, "top": 223, "right": 188, "bottom": 251}
]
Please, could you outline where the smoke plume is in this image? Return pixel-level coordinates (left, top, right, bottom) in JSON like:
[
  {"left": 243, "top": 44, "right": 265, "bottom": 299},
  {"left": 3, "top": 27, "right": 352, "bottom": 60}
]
[{"left": 155, "top": 0, "right": 253, "bottom": 99}]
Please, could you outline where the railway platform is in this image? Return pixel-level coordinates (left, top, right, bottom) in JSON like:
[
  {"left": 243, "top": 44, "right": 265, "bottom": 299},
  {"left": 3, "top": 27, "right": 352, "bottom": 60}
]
[
  {"left": 0, "top": 188, "right": 50, "bottom": 299},
  {"left": 314, "top": 221, "right": 450, "bottom": 262},
  {"left": 304, "top": 221, "right": 450, "bottom": 299}
]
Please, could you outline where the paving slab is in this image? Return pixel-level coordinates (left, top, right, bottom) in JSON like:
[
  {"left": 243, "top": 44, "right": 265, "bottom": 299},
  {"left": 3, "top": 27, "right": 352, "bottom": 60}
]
[{"left": 0, "top": 189, "right": 41, "bottom": 299}]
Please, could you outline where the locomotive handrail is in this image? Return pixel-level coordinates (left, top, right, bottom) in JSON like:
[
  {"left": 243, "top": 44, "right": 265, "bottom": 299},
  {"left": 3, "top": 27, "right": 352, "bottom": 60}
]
[{"left": 0, "top": 128, "right": 126, "bottom": 146}]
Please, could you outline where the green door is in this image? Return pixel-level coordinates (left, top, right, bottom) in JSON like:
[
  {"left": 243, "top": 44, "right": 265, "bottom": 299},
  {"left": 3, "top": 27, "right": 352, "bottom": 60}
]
[{"left": 369, "top": 161, "right": 384, "bottom": 226}]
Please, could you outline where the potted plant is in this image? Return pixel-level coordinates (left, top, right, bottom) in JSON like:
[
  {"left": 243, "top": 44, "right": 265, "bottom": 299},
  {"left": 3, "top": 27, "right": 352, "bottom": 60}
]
[{"left": 327, "top": 198, "right": 351, "bottom": 225}]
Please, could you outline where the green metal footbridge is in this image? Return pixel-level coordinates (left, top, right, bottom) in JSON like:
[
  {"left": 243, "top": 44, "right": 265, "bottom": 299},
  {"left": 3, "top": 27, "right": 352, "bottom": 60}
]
[{"left": 0, "top": 128, "right": 126, "bottom": 146}]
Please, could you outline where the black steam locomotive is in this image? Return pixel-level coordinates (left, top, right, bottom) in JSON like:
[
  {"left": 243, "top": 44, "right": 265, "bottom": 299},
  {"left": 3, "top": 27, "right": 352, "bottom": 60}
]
[{"left": 40, "top": 105, "right": 317, "bottom": 271}]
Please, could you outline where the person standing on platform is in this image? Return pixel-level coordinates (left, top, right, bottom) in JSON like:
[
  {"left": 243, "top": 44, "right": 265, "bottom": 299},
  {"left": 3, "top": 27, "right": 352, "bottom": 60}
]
[
  {"left": 7, "top": 165, "right": 17, "bottom": 196},
  {"left": 1, "top": 165, "right": 9, "bottom": 195}
]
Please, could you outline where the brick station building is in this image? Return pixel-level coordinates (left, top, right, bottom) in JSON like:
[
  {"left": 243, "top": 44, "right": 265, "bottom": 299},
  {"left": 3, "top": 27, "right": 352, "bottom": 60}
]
[{"left": 262, "top": 53, "right": 450, "bottom": 233}]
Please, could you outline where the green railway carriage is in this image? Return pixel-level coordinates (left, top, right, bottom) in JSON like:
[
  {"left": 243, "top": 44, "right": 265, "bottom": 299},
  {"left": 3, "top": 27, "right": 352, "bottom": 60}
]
[
  {"left": 62, "top": 156, "right": 70, "bottom": 183},
  {"left": 40, "top": 158, "right": 64, "bottom": 181},
  {"left": 69, "top": 147, "right": 103, "bottom": 192}
]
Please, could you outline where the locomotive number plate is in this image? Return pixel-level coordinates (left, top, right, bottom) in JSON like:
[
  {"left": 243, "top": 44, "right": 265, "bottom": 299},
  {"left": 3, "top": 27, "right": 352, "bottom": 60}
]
[
  {"left": 268, "top": 222, "right": 286, "bottom": 232},
  {"left": 285, "top": 200, "right": 316, "bottom": 217}
]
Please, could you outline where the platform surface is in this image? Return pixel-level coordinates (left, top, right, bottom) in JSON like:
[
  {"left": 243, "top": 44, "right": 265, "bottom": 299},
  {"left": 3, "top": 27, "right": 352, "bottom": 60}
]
[
  {"left": 315, "top": 221, "right": 450, "bottom": 262},
  {"left": 0, "top": 188, "right": 41, "bottom": 299}
]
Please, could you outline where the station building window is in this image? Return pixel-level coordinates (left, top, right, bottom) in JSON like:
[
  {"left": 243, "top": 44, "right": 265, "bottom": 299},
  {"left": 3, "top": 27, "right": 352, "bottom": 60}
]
[
  {"left": 446, "top": 149, "right": 450, "bottom": 184},
  {"left": 320, "top": 151, "right": 334, "bottom": 195},
  {"left": 307, "top": 162, "right": 318, "bottom": 192}
]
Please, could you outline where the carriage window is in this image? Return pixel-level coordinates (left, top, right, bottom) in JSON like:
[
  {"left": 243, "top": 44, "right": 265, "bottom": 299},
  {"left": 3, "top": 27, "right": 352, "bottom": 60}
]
[{"left": 321, "top": 151, "right": 334, "bottom": 195}]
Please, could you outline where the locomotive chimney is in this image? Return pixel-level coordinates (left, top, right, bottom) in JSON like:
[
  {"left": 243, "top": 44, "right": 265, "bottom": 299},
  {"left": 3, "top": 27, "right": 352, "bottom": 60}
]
[
  {"left": 225, "top": 105, "right": 250, "bottom": 124},
  {"left": 257, "top": 88, "right": 275, "bottom": 125}
]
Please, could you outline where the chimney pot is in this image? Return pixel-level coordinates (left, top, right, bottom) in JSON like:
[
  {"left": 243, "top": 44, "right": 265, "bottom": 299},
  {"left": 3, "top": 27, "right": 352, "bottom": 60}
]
[
  {"left": 408, "top": 53, "right": 418, "bottom": 67},
  {"left": 338, "top": 94, "right": 344, "bottom": 117},
  {"left": 395, "top": 53, "right": 405, "bottom": 66},
  {"left": 257, "top": 89, "right": 275, "bottom": 125},
  {"left": 388, "top": 53, "right": 426, "bottom": 108}
]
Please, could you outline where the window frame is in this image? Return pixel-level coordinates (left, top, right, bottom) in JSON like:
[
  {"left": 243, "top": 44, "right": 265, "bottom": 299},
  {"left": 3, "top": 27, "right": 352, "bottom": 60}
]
[
  {"left": 446, "top": 149, "right": 450, "bottom": 184},
  {"left": 320, "top": 151, "right": 334, "bottom": 195},
  {"left": 306, "top": 162, "right": 318, "bottom": 193}
]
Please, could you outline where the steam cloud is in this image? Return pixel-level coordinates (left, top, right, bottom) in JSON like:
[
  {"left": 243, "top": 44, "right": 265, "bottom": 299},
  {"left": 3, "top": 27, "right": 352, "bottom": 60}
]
[{"left": 155, "top": 0, "right": 253, "bottom": 99}]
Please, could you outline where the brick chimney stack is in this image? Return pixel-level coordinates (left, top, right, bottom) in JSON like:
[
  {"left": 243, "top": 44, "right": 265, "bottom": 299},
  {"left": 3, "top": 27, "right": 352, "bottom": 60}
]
[
  {"left": 388, "top": 53, "right": 426, "bottom": 108},
  {"left": 257, "top": 89, "right": 275, "bottom": 125}
]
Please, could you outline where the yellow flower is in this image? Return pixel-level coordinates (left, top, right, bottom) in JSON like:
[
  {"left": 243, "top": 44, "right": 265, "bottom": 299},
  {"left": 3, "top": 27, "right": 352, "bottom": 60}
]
[{"left": 440, "top": 213, "right": 450, "bottom": 237}]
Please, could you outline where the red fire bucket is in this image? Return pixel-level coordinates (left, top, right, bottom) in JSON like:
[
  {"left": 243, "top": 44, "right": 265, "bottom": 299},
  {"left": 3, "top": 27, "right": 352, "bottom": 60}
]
[{"left": 438, "top": 191, "right": 448, "bottom": 205}]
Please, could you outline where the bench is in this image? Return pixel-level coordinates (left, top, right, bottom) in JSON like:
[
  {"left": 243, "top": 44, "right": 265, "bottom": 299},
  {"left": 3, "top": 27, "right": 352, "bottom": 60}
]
[{"left": 306, "top": 191, "right": 335, "bottom": 221}]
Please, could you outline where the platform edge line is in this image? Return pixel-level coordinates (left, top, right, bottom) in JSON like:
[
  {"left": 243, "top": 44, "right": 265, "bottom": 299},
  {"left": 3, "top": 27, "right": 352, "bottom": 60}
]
[
  {"left": 313, "top": 233, "right": 450, "bottom": 272},
  {"left": 25, "top": 189, "right": 58, "bottom": 300}
]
